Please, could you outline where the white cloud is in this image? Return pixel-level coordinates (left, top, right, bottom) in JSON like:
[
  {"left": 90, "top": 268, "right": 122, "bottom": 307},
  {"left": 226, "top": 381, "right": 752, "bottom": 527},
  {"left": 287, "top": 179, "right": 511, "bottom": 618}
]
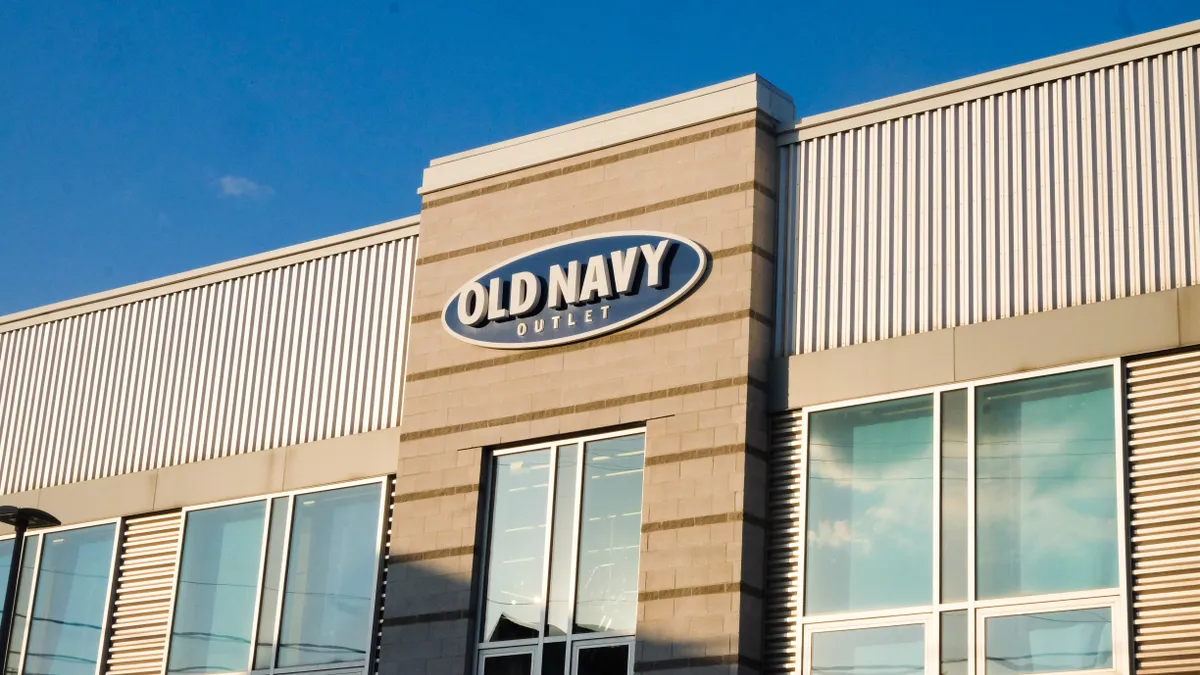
[{"left": 216, "top": 175, "right": 275, "bottom": 199}]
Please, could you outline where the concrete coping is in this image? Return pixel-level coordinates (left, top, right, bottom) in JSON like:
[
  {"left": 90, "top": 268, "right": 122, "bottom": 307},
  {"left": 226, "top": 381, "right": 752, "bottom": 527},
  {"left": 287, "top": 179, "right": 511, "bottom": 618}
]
[{"left": 419, "top": 75, "right": 795, "bottom": 195}]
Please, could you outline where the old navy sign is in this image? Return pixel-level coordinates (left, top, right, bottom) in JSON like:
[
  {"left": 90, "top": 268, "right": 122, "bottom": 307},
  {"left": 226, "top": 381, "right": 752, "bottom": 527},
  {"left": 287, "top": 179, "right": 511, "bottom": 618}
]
[{"left": 442, "top": 231, "right": 708, "bottom": 349}]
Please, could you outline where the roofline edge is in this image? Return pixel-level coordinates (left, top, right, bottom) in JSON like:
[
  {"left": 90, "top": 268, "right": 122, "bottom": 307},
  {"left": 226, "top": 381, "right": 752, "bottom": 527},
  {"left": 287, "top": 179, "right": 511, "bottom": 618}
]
[
  {"left": 0, "top": 215, "right": 421, "bottom": 334},
  {"left": 778, "top": 18, "right": 1200, "bottom": 144}
]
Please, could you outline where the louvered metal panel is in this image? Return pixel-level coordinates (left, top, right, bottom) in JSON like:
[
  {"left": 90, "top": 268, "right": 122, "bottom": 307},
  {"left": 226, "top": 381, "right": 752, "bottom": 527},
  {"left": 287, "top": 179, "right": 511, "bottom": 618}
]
[
  {"left": 372, "top": 477, "right": 396, "bottom": 674},
  {"left": 1128, "top": 349, "right": 1200, "bottom": 675},
  {"left": 0, "top": 235, "right": 417, "bottom": 494},
  {"left": 103, "top": 511, "right": 182, "bottom": 675},
  {"left": 764, "top": 411, "right": 803, "bottom": 674},
  {"left": 777, "top": 45, "right": 1200, "bottom": 356}
]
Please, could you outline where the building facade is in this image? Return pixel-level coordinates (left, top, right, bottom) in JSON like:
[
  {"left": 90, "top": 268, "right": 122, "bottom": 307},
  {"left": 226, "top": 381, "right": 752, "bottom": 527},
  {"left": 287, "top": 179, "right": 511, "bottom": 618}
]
[{"left": 3, "top": 18, "right": 1200, "bottom": 675}]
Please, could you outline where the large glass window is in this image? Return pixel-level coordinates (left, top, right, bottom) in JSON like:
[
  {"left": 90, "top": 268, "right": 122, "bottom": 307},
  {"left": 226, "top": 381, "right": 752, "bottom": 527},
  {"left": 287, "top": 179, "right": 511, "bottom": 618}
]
[
  {"left": 483, "top": 449, "right": 552, "bottom": 642},
  {"left": 165, "top": 480, "right": 386, "bottom": 675},
  {"left": 800, "top": 365, "right": 1125, "bottom": 675},
  {"left": 277, "top": 485, "right": 382, "bottom": 667},
  {"left": 976, "top": 368, "right": 1118, "bottom": 598},
  {"left": 167, "top": 502, "right": 266, "bottom": 675},
  {"left": 806, "top": 395, "right": 934, "bottom": 614},
  {"left": 2, "top": 523, "right": 119, "bottom": 675},
  {"left": 477, "top": 430, "right": 645, "bottom": 675}
]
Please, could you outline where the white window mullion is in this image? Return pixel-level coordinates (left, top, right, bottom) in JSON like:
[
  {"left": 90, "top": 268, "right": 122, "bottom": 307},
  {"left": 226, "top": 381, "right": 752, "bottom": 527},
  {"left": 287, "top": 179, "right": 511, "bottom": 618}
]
[
  {"left": 565, "top": 440, "right": 587, "bottom": 664},
  {"left": 933, "top": 394, "right": 943, "bottom": 675},
  {"left": 967, "top": 383, "right": 978, "bottom": 675},
  {"left": 537, "top": 444, "right": 559, "bottom": 669},
  {"left": 14, "top": 534, "right": 44, "bottom": 675},
  {"left": 245, "top": 501, "right": 274, "bottom": 672},
  {"left": 267, "top": 495, "right": 296, "bottom": 675}
]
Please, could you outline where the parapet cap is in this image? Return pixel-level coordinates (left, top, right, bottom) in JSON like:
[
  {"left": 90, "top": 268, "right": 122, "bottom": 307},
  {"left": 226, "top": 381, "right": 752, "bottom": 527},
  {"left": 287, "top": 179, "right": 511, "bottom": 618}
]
[{"left": 419, "top": 74, "right": 794, "bottom": 195}]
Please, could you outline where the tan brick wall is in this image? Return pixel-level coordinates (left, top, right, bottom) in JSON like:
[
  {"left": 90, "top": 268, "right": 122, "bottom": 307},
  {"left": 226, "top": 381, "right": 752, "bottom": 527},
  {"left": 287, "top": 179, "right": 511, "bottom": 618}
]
[{"left": 383, "top": 110, "right": 780, "bottom": 675}]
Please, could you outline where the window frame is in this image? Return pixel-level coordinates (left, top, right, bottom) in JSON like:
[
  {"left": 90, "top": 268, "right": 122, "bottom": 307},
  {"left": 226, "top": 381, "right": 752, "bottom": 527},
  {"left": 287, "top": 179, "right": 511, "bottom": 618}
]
[
  {"left": 974, "top": 596, "right": 1123, "bottom": 675},
  {"left": 475, "top": 427, "right": 646, "bottom": 675},
  {"left": 476, "top": 644, "right": 537, "bottom": 675},
  {"left": 568, "top": 634, "right": 637, "bottom": 675},
  {"left": 802, "top": 612, "right": 937, "bottom": 675},
  {"left": 159, "top": 476, "right": 390, "bottom": 675},
  {"left": 794, "top": 359, "right": 1129, "bottom": 675},
  {"left": 0, "top": 517, "right": 122, "bottom": 675}
]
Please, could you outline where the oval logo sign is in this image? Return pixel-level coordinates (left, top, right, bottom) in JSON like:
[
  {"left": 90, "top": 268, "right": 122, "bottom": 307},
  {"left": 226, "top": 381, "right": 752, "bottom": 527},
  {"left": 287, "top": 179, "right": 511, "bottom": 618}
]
[{"left": 442, "top": 231, "right": 708, "bottom": 349}]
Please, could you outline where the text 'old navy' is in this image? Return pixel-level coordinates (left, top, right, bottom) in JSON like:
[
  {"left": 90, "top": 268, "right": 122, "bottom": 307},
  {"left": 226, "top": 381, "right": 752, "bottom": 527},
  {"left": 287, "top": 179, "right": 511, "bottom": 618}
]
[{"left": 442, "top": 231, "right": 708, "bottom": 349}]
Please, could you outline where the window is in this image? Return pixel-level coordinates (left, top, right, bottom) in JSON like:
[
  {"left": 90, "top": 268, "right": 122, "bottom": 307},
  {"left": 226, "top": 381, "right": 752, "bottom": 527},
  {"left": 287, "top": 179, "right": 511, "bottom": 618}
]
[
  {"left": 165, "top": 480, "right": 387, "bottom": 675},
  {"left": 1, "top": 522, "right": 119, "bottom": 675},
  {"left": 477, "top": 430, "right": 645, "bottom": 675},
  {"left": 800, "top": 365, "right": 1125, "bottom": 675}
]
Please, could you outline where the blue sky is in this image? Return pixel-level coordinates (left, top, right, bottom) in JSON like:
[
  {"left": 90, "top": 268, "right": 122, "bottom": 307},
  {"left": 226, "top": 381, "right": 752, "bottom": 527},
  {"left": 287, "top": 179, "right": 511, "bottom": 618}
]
[{"left": 1, "top": 1, "right": 1197, "bottom": 315}]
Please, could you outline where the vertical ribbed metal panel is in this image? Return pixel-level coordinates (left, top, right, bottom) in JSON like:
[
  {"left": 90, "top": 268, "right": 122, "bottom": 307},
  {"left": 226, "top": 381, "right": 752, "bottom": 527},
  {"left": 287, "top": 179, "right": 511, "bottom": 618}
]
[
  {"left": 1128, "top": 349, "right": 1200, "bottom": 675},
  {"left": 765, "top": 411, "right": 803, "bottom": 674},
  {"left": 0, "top": 235, "right": 418, "bottom": 494},
  {"left": 103, "top": 511, "right": 182, "bottom": 675},
  {"left": 778, "top": 46, "right": 1200, "bottom": 356}
]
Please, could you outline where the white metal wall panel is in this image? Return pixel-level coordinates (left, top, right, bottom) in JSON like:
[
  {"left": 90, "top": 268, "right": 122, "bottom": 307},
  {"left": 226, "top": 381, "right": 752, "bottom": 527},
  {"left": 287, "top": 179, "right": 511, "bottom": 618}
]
[
  {"left": 1128, "top": 349, "right": 1200, "bottom": 675},
  {"left": 0, "top": 235, "right": 417, "bottom": 494},
  {"left": 777, "top": 46, "right": 1200, "bottom": 356},
  {"left": 764, "top": 411, "right": 803, "bottom": 674}
]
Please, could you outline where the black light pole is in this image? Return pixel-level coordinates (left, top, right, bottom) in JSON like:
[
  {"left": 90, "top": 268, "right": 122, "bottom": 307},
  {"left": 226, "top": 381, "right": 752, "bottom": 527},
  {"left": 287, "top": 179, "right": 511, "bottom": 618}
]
[{"left": 0, "top": 506, "right": 59, "bottom": 675}]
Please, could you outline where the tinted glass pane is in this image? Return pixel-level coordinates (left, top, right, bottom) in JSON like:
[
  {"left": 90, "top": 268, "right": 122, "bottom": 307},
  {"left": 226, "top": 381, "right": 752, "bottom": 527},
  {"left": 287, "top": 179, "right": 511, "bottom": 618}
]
[
  {"left": 482, "top": 652, "right": 533, "bottom": 675},
  {"left": 941, "top": 389, "right": 968, "bottom": 603},
  {"left": 0, "top": 539, "right": 11, "bottom": 610},
  {"left": 976, "top": 368, "right": 1118, "bottom": 599},
  {"left": 167, "top": 501, "right": 266, "bottom": 675},
  {"left": 25, "top": 524, "right": 117, "bottom": 675},
  {"left": 276, "top": 484, "right": 382, "bottom": 667},
  {"left": 574, "top": 435, "right": 645, "bottom": 634},
  {"left": 485, "top": 450, "right": 551, "bottom": 642},
  {"left": 941, "top": 610, "right": 968, "bottom": 675},
  {"left": 811, "top": 623, "right": 925, "bottom": 675},
  {"left": 253, "top": 498, "right": 289, "bottom": 669},
  {"left": 540, "top": 642, "right": 565, "bottom": 675},
  {"left": 546, "top": 445, "right": 579, "bottom": 637},
  {"left": 985, "top": 608, "right": 1113, "bottom": 674},
  {"left": 806, "top": 396, "right": 934, "bottom": 614},
  {"left": 576, "top": 644, "right": 630, "bottom": 675},
  {"left": 6, "top": 536, "right": 38, "bottom": 675}
]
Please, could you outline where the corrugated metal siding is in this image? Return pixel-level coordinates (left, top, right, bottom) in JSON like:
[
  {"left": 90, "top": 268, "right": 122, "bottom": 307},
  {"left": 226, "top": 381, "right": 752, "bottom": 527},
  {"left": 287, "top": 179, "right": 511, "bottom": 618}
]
[
  {"left": 0, "top": 235, "right": 417, "bottom": 494},
  {"left": 777, "top": 46, "right": 1200, "bottom": 356},
  {"left": 103, "top": 511, "right": 182, "bottom": 675},
  {"left": 1128, "top": 349, "right": 1200, "bottom": 674},
  {"left": 764, "top": 411, "right": 803, "bottom": 674}
]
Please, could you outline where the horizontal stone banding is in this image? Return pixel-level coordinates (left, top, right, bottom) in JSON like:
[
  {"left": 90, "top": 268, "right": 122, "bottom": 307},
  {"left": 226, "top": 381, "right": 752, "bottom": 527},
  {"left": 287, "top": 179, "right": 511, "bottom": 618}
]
[
  {"left": 711, "top": 242, "right": 775, "bottom": 265},
  {"left": 642, "top": 511, "right": 767, "bottom": 533},
  {"left": 638, "top": 581, "right": 763, "bottom": 602},
  {"left": 381, "top": 609, "right": 470, "bottom": 627},
  {"left": 420, "top": 117, "right": 775, "bottom": 209},
  {"left": 395, "top": 483, "right": 480, "bottom": 502},
  {"left": 408, "top": 309, "right": 762, "bottom": 381},
  {"left": 400, "top": 376, "right": 751, "bottom": 442},
  {"left": 416, "top": 181, "right": 775, "bottom": 266},
  {"left": 645, "top": 443, "right": 768, "bottom": 467},
  {"left": 635, "top": 654, "right": 761, "bottom": 673},
  {"left": 389, "top": 545, "right": 474, "bottom": 563}
]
